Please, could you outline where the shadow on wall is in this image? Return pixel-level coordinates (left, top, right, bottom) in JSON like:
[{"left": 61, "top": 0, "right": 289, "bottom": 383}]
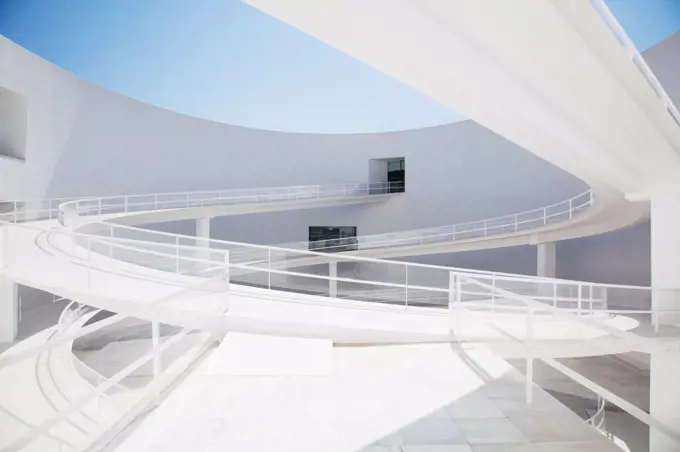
[{"left": 556, "top": 221, "right": 651, "bottom": 287}]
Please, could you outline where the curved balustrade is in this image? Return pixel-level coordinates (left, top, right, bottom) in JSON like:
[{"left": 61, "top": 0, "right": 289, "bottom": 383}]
[
  {"left": 587, "top": 396, "right": 607, "bottom": 432},
  {"left": 2, "top": 182, "right": 679, "bottom": 450},
  {"left": 57, "top": 182, "right": 400, "bottom": 226},
  {"left": 58, "top": 301, "right": 131, "bottom": 395},
  {"left": 302, "top": 190, "right": 593, "bottom": 252}
]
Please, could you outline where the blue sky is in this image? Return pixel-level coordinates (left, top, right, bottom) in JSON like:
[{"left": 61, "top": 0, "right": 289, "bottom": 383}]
[{"left": 0, "top": 0, "right": 679, "bottom": 133}]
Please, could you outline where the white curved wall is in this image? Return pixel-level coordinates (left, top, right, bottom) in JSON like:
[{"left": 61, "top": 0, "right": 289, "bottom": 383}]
[
  {"left": 0, "top": 37, "right": 84, "bottom": 200},
  {"left": 0, "top": 35, "right": 584, "bottom": 237},
  {"left": 1, "top": 30, "right": 677, "bottom": 285}
]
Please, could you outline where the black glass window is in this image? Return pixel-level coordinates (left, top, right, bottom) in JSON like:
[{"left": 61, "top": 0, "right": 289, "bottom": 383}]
[{"left": 309, "top": 226, "right": 358, "bottom": 252}]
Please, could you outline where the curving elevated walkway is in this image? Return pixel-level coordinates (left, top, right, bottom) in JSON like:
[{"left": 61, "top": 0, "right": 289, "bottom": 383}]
[{"left": 0, "top": 183, "right": 676, "bottom": 451}]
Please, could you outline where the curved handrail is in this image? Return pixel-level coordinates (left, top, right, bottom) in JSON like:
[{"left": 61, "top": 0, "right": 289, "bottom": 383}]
[
  {"left": 301, "top": 189, "right": 593, "bottom": 252},
  {"left": 57, "top": 182, "right": 401, "bottom": 226},
  {"left": 587, "top": 395, "right": 607, "bottom": 431},
  {"left": 58, "top": 301, "right": 131, "bottom": 395},
  {"left": 0, "top": 183, "right": 677, "bottom": 450}
]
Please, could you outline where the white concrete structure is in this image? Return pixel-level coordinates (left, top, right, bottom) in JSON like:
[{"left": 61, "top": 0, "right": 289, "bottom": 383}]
[
  {"left": 537, "top": 243, "right": 556, "bottom": 278},
  {"left": 1, "top": 2, "right": 680, "bottom": 451}
]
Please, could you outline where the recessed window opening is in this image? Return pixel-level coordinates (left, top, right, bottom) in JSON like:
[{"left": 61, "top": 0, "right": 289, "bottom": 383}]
[
  {"left": 0, "top": 87, "right": 27, "bottom": 161},
  {"left": 369, "top": 157, "right": 405, "bottom": 193},
  {"left": 309, "top": 226, "right": 358, "bottom": 252}
]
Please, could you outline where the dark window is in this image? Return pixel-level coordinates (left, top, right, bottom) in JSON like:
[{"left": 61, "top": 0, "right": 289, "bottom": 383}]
[
  {"left": 309, "top": 226, "right": 358, "bottom": 252},
  {"left": 386, "top": 158, "right": 405, "bottom": 193}
]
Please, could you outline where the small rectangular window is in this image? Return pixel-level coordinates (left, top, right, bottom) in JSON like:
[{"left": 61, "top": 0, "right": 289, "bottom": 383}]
[
  {"left": 309, "top": 226, "right": 357, "bottom": 252},
  {"left": 369, "top": 157, "right": 405, "bottom": 193}
]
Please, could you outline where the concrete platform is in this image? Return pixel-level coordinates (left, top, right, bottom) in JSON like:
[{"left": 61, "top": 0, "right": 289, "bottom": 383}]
[{"left": 112, "top": 339, "right": 620, "bottom": 452}]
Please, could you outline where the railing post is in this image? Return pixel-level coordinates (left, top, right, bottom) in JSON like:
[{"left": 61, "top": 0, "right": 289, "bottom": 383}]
[
  {"left": 568, "top": 198, "right": 573, "bottom": 219},
  {"left": 452, "top": 224, "right": 456, "bottom": 241},
  {"left": 151, "top": 320, "right": 161, "bottom": 401},
  {"left": 553, "top": 281, "right": 557, "bottom": 312},
  {"left": 483, "top": 219, "right": 488, "bottom": 236},
  {"left": 526, "top": 301, "right": 534, "bottom": 405},
  {"left": 653, "top": 289, "right": 659, "bottom": 333},
  {"left": 448, "top": 272, "right": 456, "bottom": 336},
  {"left": 543, "top": 207, "right": 547, "bottom": 225},
  {"left": 268, "top": 248, "right": 272, "bottom": 290},
  {"left": 491, "top": 274, "right": 496, "bottom": 316},
  {"left": 87, "top": 236, "right": 92, "bottom": 289},
  {"left": 0, "top": 225, "right": 7, "bottom": 270},
  {"left": 222, "top": 250, "right": 230, "bottom": 312},
  {"left": 98, "top": 198, "right": 102, "bottom": 216},
  {"left": 455, "top": 274, "right": 463, "bottom": 338},
  {"left": 154, "top": 193, "right": 158, "bottom": 210},
  {"left": 590, "top": 283, "right": 594, "bottom": 313},
  {"left": 124, "top": 196, "right": 128, "bottom": 213},
  {"left": 404, "top": 264, "right": 409, "bottom": 310},
  {"left": 175, "top": 235, "right": 180, "bottom": 274},
  {"left": 514, "top": 214, "right": 518, "bottom": 232},
  {"left": 329, "top": 261, "right": 337, "bottom": 298},
  {"left": 577, "top": 282, "right": 583, "bottom": 315},
  {"left": 223, "top": 250, "right": 230, "bottom": 283}
]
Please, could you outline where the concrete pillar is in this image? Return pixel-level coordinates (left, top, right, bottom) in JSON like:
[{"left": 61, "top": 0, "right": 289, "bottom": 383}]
[
  {"left": 536, "top": 242, "right": 556, "bottom": 278},
  {"left": 650, "top": 353, "right": 680, "bottom": 451},
  {"left": 650, "top": 185, "right": 680, "bottom": 326},
  {"left": 649, "top": 184, "right": 680, "bottom": 451},
  {"left": 0, "top": 278, "right": 18, "bottom": 343},
  {"left": 196, "top": 216, "right": 211, "bottom": 241},
  {"left": 196, "top": 217, "right": 211, "bottom": 272}
]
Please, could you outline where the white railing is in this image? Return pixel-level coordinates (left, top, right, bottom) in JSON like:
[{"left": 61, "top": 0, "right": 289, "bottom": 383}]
[
  {"left": 301, "top": 189, "right": 593, "bottom": 252},
  {"left": 1, "top": 183, "right": 677, "bottom": 450},
  {"left": 450, "top": 271, "right": 680, "bottom": 447},
  {"left": 0, "top": 276, "right": 224, "bottom": 452},
  {"left": 587, "top": 395, "right": 607, "bottom": 432},
  {"left": 590, "top": 0, "right": 680, "bottom": 127},
  {"left": 57, "top": 182, "right": 402, "bottom": 226},
  {"left": 57, "top": 301, "right": 131, "bottom": 395}
]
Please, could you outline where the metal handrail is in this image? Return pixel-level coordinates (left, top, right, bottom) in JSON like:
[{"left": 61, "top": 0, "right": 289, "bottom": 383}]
[
  {"left": 56, "top": 181, "right": 402, "bottom": 226},
  {"left": 587, "top": 395, "right": 607, "bottom": 431},
  {"left": 0, "top": 183, "right": 676, "bottom": 450},
  {"left": 57, "top": 302, "right": 131, "bottom": 394},
  {"left": 302, "top": 190, "right": 593, "bottom": 252}
]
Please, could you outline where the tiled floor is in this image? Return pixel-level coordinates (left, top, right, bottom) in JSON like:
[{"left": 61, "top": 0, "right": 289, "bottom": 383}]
[
  {"left": 113, "top": 338, "right": 624, "bottom": 452},
  {"left": 361, "top": 386, "right": 619, "bottom": 452}
]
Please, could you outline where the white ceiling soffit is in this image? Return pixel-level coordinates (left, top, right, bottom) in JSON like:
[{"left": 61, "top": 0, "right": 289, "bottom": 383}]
[{"left": 244, "top": 0, "right": 680, "bottom": 195}]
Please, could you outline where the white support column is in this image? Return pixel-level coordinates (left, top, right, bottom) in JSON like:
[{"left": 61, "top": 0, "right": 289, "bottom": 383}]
[
  {"left": 536, "top": 242, "right": 556, "bottom": 278},
  {"left": 649, "top": 184, "right": 680, "bottom": 451},
  {"left": 651, "top": 185, "right": 680, "bottom": 326},
  {"left": 196, "top": 216, "right": 211, "bottom": 241},
  {"left": 0, "top": 278, "right": 18, "bottom": 343},
  {"left": 196, "top": 216, "right": 211, "bottom": 272},
  {"left": 329, "top": 261, "right": 337, "bottom": 298},
  {"left": 650, "top": 353, "right": 680, "bottom": 451}
]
